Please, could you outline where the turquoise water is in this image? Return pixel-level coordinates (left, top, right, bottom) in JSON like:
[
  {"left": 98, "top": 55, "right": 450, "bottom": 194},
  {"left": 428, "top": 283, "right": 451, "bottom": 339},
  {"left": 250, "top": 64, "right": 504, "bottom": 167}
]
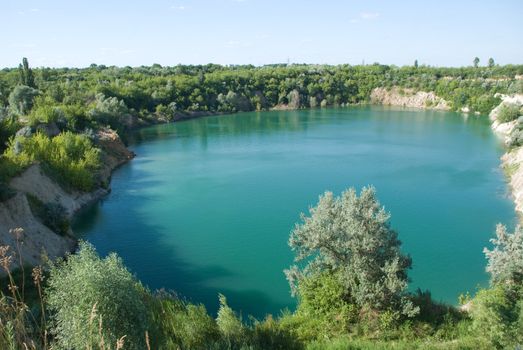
[{"left": 73, "top": 106, "right": 516, "bottom": 318}]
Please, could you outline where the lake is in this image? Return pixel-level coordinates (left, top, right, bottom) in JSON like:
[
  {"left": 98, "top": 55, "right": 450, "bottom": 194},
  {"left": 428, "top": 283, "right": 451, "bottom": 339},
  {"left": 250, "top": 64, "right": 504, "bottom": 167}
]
[{"left": 73, "top": 106, "right": 516, "bottom": 318}]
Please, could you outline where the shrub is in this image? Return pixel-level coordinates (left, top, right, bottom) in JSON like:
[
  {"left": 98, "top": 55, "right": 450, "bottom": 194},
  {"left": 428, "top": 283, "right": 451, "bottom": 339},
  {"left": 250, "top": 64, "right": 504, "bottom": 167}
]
[
  {"left": 216, "top": 294, "right": 248, "bottom": 347},
  {"left": 148, "top": 295, "right": 220, "bottom": 349},
  {"left": 293, "top": 272, "right": 357, "bottom": 339},
  {"left": 252, "top": 315, "right": 303, "bottom": 350},
  {"left": 497, "top": 103, "right": 522, "bottom": 123},
  {"left": 27, "top": 99, "right": 64, "bottom": 127},
  {"left": 3, "top": 131, "right": 101, "bottom": 191},
  {"left": 26, "top": 194, "right": 70, "bottom": 235},
  {"left": 8, "top": 85, "right": 39, "bottom": 115},
  {"left": 484, "top": 224, "right": 523, "bottom": 285},
  {"left": 45, "top": 242, "right": 149, "bottom": 350},
  {"left": 0, "top": 113, "right": 19, "bottom": 152},
  {"left": 470, "top": 285, "right": 522, "bottom": 349}
]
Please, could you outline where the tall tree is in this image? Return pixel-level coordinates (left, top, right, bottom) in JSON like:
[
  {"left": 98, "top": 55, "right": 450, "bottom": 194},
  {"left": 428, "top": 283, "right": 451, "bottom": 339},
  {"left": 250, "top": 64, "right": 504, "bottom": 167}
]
[
  {"left": 414, "top": 59, "right": 418, "bottom": 68},
  {"left": 488, "top": 57, "right": 495, "bottom": 68},
  {"left": 473, "top": 57, "right": 480, "bottom": 68},
  {"left": 18, "top": 57, "right": 36, "bottom": 88}
]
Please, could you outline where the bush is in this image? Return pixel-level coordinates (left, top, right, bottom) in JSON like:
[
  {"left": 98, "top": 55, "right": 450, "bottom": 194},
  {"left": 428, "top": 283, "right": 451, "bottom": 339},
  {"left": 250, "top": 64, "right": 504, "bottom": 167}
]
[
  {"left": 26, "top": 194, "right": 70, "bottom": 235},
  {"left": 252, "top": 315, "right": 303, "bottom": 350},
  {"left": 497, "top": 103, "right": 522, "bottom": 123},
  {"left": 470, "top": 285, "right": 522, "bottom": 349},
  {"left": 292, "top": 272, "right": 357, "bottom": 340},
  {"left": 148, "top": 295, "right": 220, "bottom": 350},
  {"left": 484, "top": 224, "right": 523, "bottom": 285},
  {"left": 8, "top": 85, "right": 39, "bottom": 115},
  {"left": 45, "top": 242, "right": 149, "bottom": 350},
  {"left": 27, "top": 98, "right": 64, "bottom": 127},
  {"left": 3, "top": 131, "right": 101, "bottom": 191}
]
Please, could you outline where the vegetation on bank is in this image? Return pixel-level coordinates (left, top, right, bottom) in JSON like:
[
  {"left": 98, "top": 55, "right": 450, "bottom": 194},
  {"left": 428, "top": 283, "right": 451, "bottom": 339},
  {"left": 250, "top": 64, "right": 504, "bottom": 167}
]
[
  {"left": 0, "top": 58, "right": 522, "bottom": 193},
  {"left": 0, "top": 188, "right": 522, "bottom": 349}
]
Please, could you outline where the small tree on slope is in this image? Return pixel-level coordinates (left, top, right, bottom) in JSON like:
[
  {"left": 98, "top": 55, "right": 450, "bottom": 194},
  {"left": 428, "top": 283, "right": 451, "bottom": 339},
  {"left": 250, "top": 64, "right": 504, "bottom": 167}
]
[{"left": 285, "top": 186, "right": 418, "bottom": 317}]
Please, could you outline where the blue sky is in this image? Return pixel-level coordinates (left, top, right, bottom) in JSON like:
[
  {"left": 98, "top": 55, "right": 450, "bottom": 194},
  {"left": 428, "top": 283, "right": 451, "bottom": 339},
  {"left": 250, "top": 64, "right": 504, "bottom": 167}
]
[{"left": 2, "top": 0, "right": 522, "bottom": 68}]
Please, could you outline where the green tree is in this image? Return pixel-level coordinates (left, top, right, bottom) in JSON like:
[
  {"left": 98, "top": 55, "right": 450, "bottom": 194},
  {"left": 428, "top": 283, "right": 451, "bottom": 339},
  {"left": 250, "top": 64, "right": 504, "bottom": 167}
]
[
  {"left": 484, "top": 224, "right": 523, "bottom": 285},
  {"left": 473, "top": 57, "right": 480, "bottom": 68},
  {"left": 45, "top": 242, "right": 149, "bottom": 350},
  {"left": 488, "top": 58, "right": 495, "bottom": 68},
  {"left": 18, "top": 57, "right": 36, "bottom": 88},
  {"left": 414, "top": 59, "right": 418, "bottom": 68},
  {"left": 285, "top": 187, "right": 418, "bottom": 317}
]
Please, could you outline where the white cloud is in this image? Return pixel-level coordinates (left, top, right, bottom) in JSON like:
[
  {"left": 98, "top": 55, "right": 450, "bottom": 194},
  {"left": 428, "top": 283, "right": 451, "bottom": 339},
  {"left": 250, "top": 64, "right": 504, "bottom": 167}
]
[
  {"left": 360, "top": 12, "right": 380, "bottom": 20},
  {"left": 224, "top": 40, "right": 252, "bottom": 49},
  {"left": 170, "top": 5, "right": 186, "bottom": 10}
]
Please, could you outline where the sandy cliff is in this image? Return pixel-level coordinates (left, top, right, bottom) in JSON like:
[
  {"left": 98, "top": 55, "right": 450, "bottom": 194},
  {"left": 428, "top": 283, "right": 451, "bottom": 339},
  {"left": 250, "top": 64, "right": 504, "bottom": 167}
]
[
  {"left": 490, "top": 94, "right": 523, "bottom": 216},
  {"left": 370, "top": 87, "right": 450, "bottom": 110},
  {"left": 0, "top": 128, "right": 133, "bottom": 273}
]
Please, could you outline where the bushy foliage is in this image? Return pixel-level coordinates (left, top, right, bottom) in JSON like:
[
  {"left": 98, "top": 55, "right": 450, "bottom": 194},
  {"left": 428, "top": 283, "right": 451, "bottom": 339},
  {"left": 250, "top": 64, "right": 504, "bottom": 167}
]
[
  {"left": 89, "top": 93, "right": 131, "bottom": 128},
  {"left": 27, "top": 96, "right": 65, "bottom": 127},
  {"left": 285, "top": 187, "right": 418, "bottom": 317},
  {"left": 470, "top": 285, "right": 522, "bottom": 349},
  {"left": 497, "top": 102, "right": 522, "bottom": 123},
  {"left": 45, "top": 242, "right": 149, "bottom": 350},
  {"left": 216, "top": 294, "right": 248, "bottom": 347},
  {"left": 287, "top": 272, "right": 357, "bottom": 341},
  {"left": 484, "top": 224, "right": 523, "bottom": 285},
  {"left": 8, "top": 85, "right": 39, "bottom": 115},
  {"left": 508, "top": 117, "right": 523, "bottom": 147},
  {"left": 147, "top": 294, "right": 220, "bottom": 350},
  {"left": 3, "top": 131, "right": 100, "bottom": 191},
  {"left": 0, "top": 112, "right": 19, "bottom": 152}
]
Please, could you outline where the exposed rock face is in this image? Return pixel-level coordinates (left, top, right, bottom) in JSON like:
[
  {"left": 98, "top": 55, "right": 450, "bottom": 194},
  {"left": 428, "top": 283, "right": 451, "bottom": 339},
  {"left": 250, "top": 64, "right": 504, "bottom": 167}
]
[
  {"left": 489, "top": 94, "right": 523, "bottom": 122},
  {"left": 490, "top": 94, "right": 523, "bottom": 143},
  {"left": 0, "top": 128, "right": 134, "bottom": 274},
  {"left": 370, "top": 87, "right": 450, "bottom": 110},
  {"left": 0, "top": 193, "right": 75, "bottom": 271},
  {"left": 10, "top": 164, "right": 108, "bottom": 219},
  {"left": 501, "top": 147, "right": 523, "bottom": 215},
  {"left": 96, "top": 128, "right": 135, "bottom": 184},
  {"left": 490, "top": 95, "right": 523, "bottom": 216}
]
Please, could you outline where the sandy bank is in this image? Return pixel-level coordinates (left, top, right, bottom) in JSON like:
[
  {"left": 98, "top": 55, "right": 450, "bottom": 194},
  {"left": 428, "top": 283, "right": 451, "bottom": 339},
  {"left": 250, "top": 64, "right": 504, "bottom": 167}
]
[{"left": 0, "top": 129, "right": 133, "bottom": 273}]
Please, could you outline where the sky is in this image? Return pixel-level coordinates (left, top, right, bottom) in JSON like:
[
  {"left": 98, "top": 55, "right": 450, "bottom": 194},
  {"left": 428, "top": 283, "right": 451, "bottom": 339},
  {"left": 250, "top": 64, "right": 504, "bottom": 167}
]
[{"left": 1, "top": 0, "right": 523, "bottom": 68}]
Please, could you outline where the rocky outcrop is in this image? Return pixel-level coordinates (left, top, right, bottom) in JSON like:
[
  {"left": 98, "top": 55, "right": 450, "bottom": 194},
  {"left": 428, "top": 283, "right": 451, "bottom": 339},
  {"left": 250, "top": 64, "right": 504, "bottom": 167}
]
[
  {"left": 370, "top": 87, "right": 450, "bottom": 110},
  {"left": 96, "top": 128, "right": 135, "bottom": 185},
  {"left": 0, "top": 128, "right": 134, "bottom": 274}
]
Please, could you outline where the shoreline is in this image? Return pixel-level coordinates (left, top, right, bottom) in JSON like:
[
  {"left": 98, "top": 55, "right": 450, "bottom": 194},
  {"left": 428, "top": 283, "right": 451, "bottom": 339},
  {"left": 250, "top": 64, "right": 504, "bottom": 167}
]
[
  {"left": 489, "top": 94, "right": 523, "bottom": 221},
  {"left": 0, "top": 91, "right": 507, "bottom": 273}
]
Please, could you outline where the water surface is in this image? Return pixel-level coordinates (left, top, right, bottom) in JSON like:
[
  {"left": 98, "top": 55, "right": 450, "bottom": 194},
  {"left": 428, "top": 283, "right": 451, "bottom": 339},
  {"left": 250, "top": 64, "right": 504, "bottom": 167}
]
[{"left": 73, "top": 106, "right": 516, "bottom": 317}]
